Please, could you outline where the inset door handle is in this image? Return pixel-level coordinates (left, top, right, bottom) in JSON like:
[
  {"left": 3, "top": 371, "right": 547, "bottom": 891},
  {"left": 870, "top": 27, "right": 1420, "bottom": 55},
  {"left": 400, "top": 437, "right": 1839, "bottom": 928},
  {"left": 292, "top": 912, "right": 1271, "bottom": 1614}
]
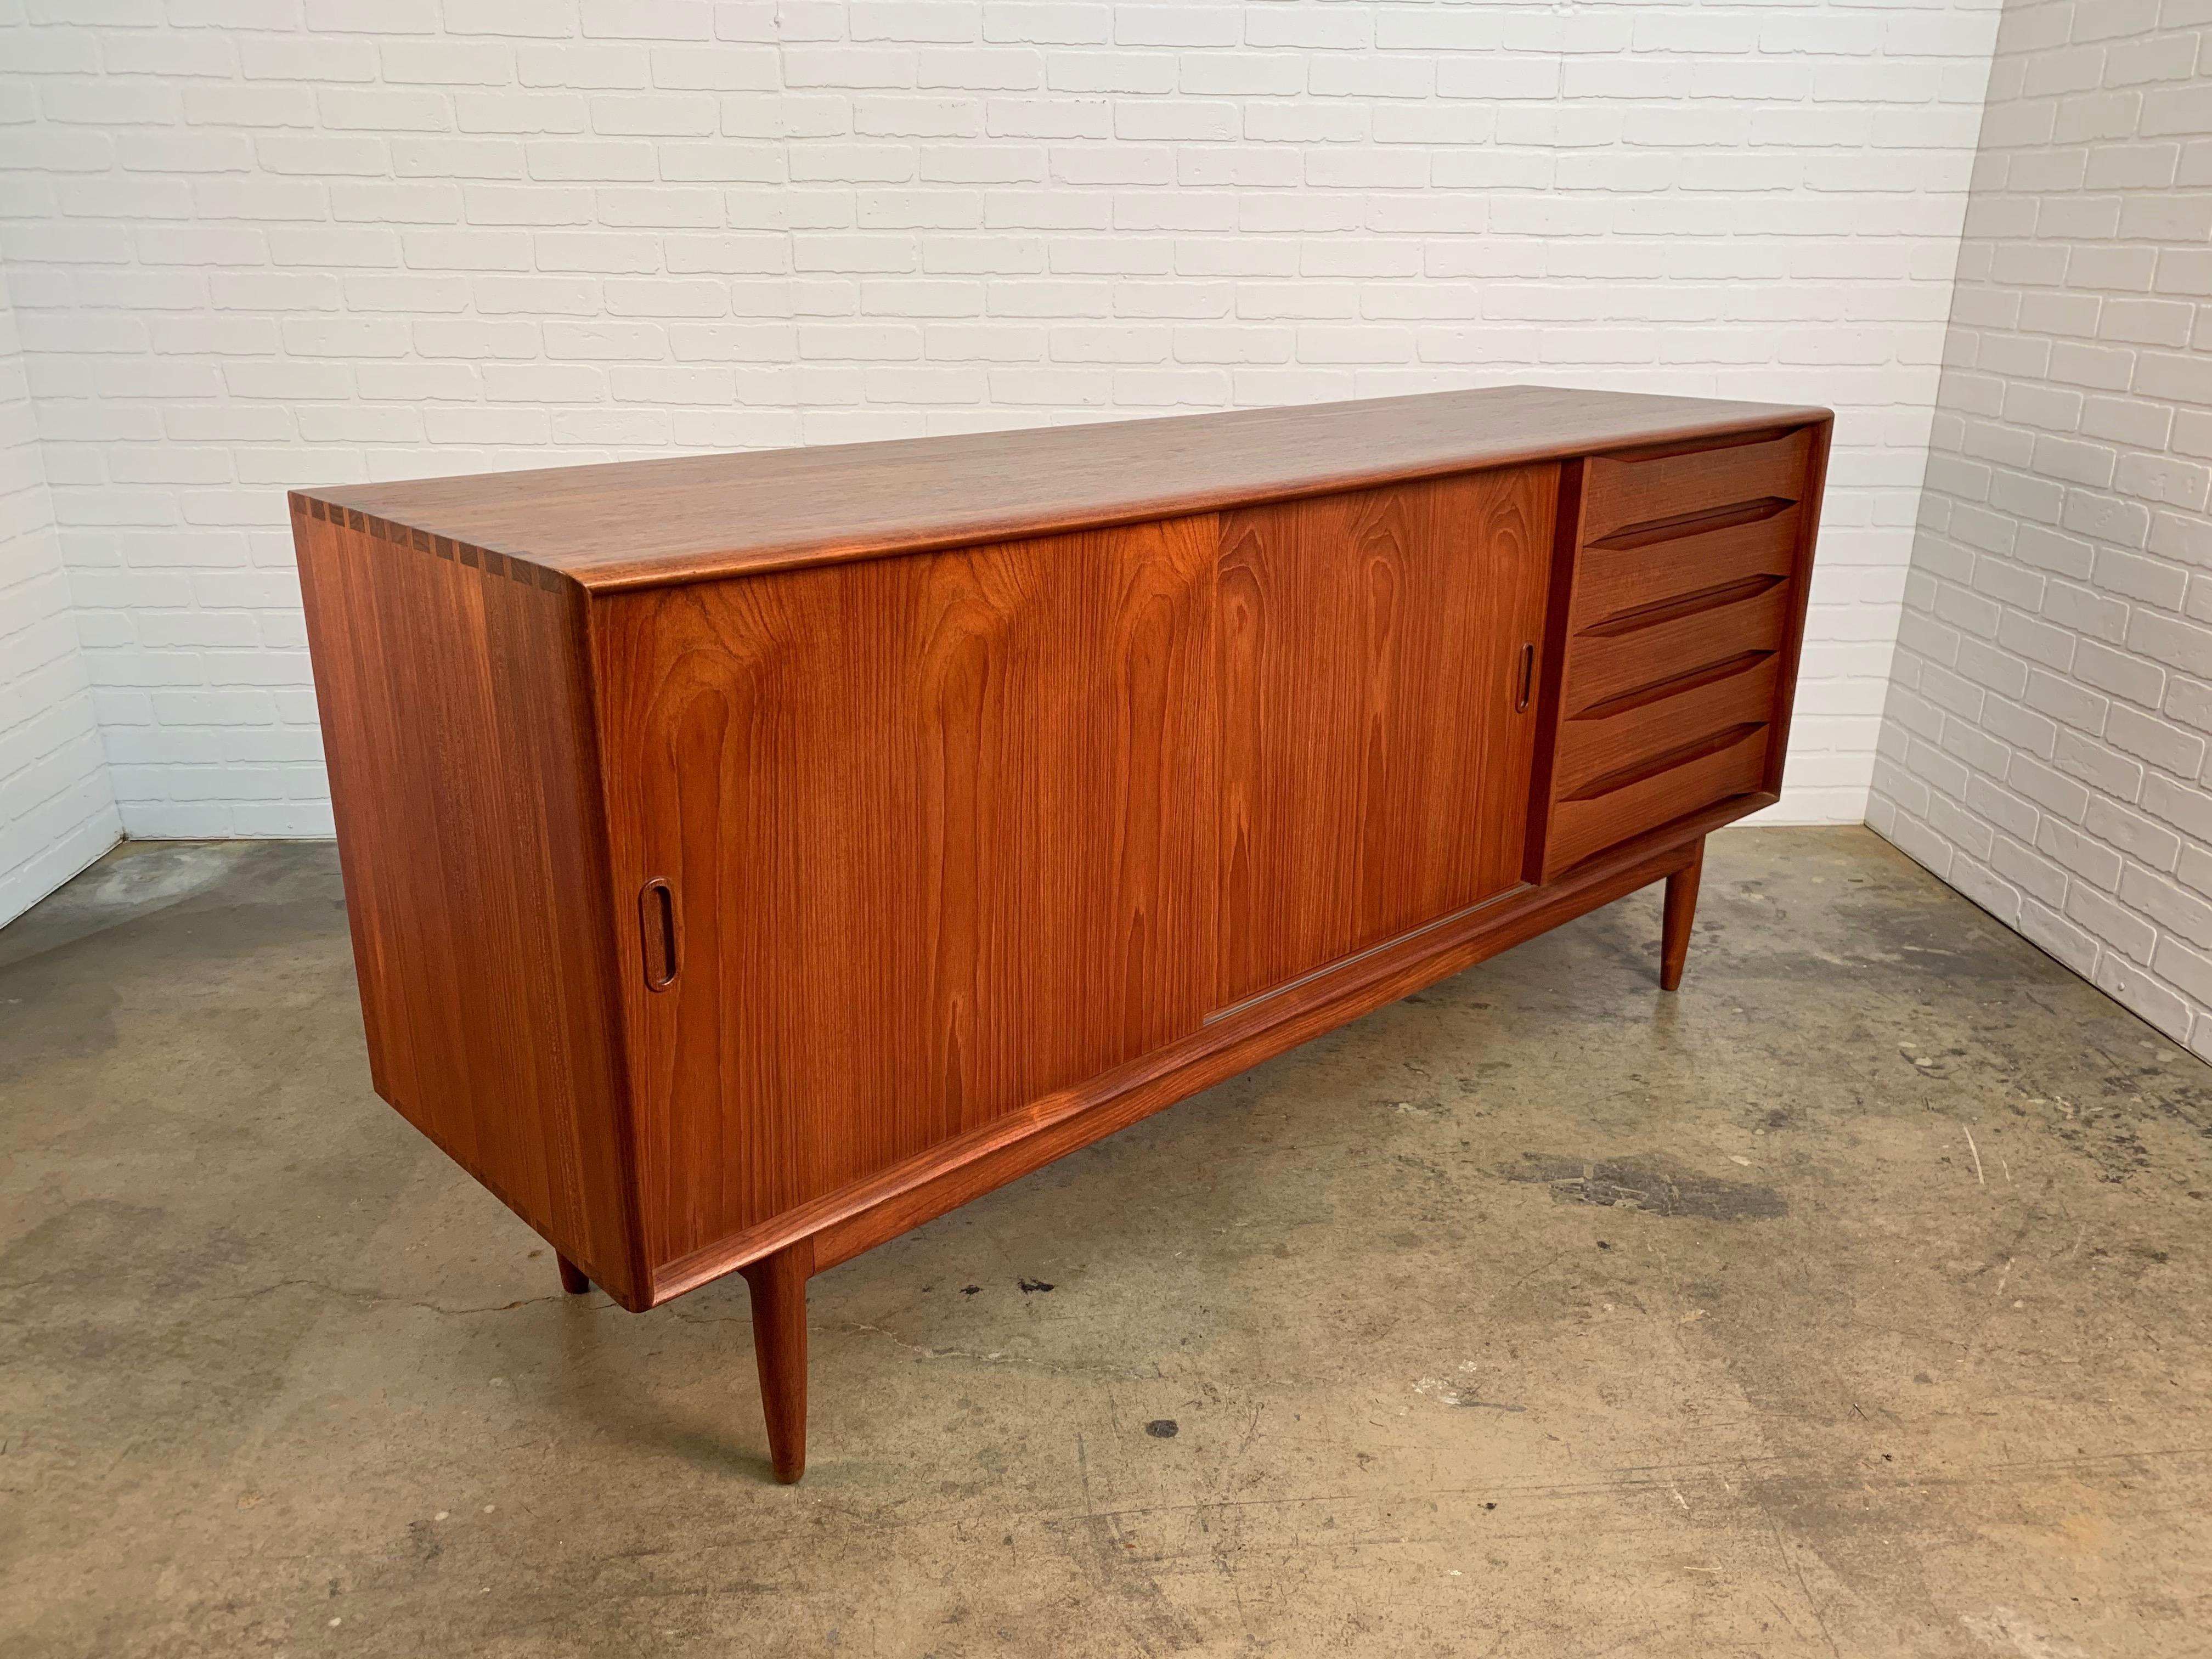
[
  {"left": 640, "top": 878, "right": 680, "bottom": 992},
  {"left": 1516, "top": 641, "right": 1536, "bottom": 713}
]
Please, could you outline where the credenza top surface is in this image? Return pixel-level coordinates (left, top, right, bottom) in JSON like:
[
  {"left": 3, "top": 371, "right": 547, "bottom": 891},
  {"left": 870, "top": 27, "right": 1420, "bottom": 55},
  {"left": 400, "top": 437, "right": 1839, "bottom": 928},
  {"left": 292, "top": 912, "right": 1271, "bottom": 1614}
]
[{"left": 295, "top": 383, "right": 1830, "bottom": 594}]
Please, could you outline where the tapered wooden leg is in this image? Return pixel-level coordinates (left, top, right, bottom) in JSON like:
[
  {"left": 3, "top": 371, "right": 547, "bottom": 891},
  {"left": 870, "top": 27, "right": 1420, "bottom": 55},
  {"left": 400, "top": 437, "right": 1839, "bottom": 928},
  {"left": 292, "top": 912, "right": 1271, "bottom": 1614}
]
[
  {"left": 556, "top": 1252, "right": 590, "bottom": 1294},
  {"left": 740, "top": 1238, "right": 813, "bottom": 1483},
  {"left": 1660, "top": 839, "right": 1705, "bottom": 992}
]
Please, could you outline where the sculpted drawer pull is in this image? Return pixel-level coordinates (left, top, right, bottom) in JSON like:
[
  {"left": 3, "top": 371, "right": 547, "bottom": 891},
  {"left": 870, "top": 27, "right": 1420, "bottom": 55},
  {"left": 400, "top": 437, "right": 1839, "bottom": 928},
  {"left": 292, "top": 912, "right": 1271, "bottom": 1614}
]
[{"left": 640, "top": 878, "right": 680, "bottom": 992}]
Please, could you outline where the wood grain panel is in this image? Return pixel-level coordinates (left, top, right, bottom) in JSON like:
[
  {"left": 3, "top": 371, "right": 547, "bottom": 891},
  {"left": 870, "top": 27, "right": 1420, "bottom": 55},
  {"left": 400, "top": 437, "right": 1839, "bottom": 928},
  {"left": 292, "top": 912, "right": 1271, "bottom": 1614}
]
[
  {"left": 1581, "top": 428, "right": 1813, "bottom": 543},
  {"left": 1554, "top": 654, "right": 1782, "bottom": 799},
  {"left": 1545, "top": 725, "right": 1769, "bottom": 872},
  {"left": 1562, "top": 582, "right": 1794, "bottom": 716},
  {"left": 303, "top": 387, "right": 1826, "bottom": 594},
  {"left": 1216, "top": 466, "right": 1555, "bottom": 1009},
  {"left": 594, "top": 517, "right": 1218, "bottom": 1271},
  {"left": 1571, "top": 505, "right": 1801, "bottom": 632},
  {"left": 290, "top": 499, "right": 644, "bottom": 1307}
]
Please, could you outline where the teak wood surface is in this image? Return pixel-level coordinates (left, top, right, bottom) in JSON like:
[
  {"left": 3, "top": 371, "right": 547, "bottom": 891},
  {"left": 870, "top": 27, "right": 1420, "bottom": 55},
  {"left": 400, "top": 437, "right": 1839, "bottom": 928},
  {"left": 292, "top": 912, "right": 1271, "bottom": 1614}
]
[
  {"left": 304, "top": 383, "right": 1824, "bottom": 591},
  {"left": 294, "top": 507, "right": 646, "bottom": 1305},
  {"left": 594, "top": 517, "right": 1219, "bottom": 1268},
  {"left": 291, "top": 384, "right": 1833, "bottom": 1482},
  {"left": 1216, "top": 468, "right": 1553, "bottom": 1009}
]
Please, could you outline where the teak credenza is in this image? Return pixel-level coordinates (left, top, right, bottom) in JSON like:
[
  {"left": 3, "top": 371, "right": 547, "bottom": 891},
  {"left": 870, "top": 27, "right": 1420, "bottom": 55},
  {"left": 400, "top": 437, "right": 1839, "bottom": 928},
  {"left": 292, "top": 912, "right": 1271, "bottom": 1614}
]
[{"left": 291, "top": 385, "right": 1831, "bottom": 1482}]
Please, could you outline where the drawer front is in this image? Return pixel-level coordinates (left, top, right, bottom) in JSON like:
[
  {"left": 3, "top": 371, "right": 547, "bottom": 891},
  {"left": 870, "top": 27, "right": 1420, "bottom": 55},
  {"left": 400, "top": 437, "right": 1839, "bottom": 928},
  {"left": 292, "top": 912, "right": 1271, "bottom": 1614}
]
[
  {"left": 1554, "top": 653, "right": 1781, "bottom": 802},
  {"left": 1546, "top": 724, "right": 1770, "bottom": 872},
  {"left": 1582, "top": 427, "right": 1813, "bottom": 544},
  {"left": 1539, "top": 424, "right": 1821, "bottom": 877},
  {"left": 1571, "top": 503, "right": 1800, "bottom": 635},
  {"left": 1562, "top": 580, "right": 1793, "bottom": 716}
]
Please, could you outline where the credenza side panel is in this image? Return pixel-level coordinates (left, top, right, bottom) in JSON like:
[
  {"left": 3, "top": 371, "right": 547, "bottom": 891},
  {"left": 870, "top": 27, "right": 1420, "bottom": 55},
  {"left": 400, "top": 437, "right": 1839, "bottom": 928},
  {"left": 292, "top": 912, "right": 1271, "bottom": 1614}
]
[
  {"left": 1215, "top": 465, "right": 1558, "bottom": 1010},
  {"left": 290, "top": 504, "right": 645, "bottom": 1306},
  {"left": 595, "top": 516, "right": 1218, "bottom": 1269}
]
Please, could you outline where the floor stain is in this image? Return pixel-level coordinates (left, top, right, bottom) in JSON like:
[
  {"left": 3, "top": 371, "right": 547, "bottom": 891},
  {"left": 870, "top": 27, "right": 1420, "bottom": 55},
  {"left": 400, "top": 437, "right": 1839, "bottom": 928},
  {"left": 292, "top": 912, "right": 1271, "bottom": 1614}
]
[{"left": 1502, "top": 1152, "right": 1790, "bottom": 1220}]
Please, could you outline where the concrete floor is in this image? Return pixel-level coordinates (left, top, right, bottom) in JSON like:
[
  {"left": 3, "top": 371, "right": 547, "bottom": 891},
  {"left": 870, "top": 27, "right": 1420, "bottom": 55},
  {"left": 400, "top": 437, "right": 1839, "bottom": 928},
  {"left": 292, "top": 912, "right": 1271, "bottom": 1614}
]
[{"left": 4, "top": 828, "right": 2210, "bottom": 1658}]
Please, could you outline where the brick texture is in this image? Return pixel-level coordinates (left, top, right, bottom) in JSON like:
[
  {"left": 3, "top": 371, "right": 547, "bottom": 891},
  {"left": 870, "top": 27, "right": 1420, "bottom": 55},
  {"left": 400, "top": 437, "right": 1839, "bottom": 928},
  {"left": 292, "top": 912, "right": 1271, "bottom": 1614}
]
[
  {"left": 0, "top": 0, "right": 2005, "bottom": 841},
  {"left": 1870, "top": 0, "right": 2212, "bottom": 1054},
  {"left": 0, "top": 267, "right": 120, "bottom": 927}
]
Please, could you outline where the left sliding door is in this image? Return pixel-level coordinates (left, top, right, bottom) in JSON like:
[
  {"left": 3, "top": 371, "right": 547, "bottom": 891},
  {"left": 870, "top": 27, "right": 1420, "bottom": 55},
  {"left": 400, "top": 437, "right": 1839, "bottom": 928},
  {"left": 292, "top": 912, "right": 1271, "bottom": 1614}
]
[{"left": 593, "top": 518, "right": 1220, "bottom": 1282}]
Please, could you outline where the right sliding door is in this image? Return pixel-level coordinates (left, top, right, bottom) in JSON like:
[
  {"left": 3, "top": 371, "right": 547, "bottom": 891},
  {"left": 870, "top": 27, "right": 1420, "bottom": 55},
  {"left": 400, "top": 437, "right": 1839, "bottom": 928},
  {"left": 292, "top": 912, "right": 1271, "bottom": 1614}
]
[{"left": 1215, "top": 466, "right": 1558, "bottom": 1013}]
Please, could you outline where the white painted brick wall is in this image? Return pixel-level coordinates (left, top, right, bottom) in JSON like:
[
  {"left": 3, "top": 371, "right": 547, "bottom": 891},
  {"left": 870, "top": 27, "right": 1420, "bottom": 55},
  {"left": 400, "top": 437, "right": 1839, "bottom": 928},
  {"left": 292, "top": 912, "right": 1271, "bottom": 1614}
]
[
  {"left": 0, "top": 265, "right": 120, "bottom": 927},
  {"left": 0, "top": 0, "right": 2006, "bottom": 840},
  {"left": 1869, "top": 0, "right": 2212, "bottom": 1054}
]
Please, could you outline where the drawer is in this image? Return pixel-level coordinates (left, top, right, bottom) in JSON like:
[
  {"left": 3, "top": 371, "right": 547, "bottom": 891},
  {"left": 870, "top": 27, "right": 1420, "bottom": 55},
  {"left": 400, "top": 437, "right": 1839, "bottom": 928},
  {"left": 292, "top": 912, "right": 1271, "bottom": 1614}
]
[
  {"left": 1562, "top": 579, "right": 1793, "bottom": 718},
  {"left": 1571, "top": 503, "right": 1801, "bottom": 635},
  {"left": 1545, "top": 721, "right": 1771, "bottom": 873},
  {"left": 1582, "top": 428, "right": 1813, "bottom": 545},
  {"left": 1553, "top": 652, "right": 1780, "bottom": 802}
]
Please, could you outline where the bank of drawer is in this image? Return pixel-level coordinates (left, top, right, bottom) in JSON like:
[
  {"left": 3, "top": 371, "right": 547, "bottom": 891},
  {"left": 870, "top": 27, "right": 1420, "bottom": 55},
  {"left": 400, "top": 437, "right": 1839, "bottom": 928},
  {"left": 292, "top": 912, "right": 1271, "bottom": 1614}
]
[
  {"left": 1545, "top": 723, "right": 1771, "bottom": 872},
  {"left": 1553, "top": 653, "right": 1781, "bottom": 802},
  {"left": 1582, "top": 428, "right": 1813, "bottom": 545},
  {"left": 1562, "top": 580, "right": 1793, "bottom": 718},
  {"left": 1571, "top": 504, "right": 1801, "bottom": 635}
]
